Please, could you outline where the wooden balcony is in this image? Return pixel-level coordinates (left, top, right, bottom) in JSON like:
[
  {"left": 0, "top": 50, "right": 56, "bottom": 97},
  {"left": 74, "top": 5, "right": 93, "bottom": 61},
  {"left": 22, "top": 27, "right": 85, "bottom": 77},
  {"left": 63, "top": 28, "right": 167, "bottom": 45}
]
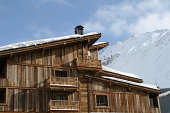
[
  {"left": 49, "top": 100, "right": 79, "bottom": 111},
  {"left": 49, "top": 77, "right": 78, "bottom": 90},
  {"left": 76, "top": 58, "right": 102, "bottom": 70}
]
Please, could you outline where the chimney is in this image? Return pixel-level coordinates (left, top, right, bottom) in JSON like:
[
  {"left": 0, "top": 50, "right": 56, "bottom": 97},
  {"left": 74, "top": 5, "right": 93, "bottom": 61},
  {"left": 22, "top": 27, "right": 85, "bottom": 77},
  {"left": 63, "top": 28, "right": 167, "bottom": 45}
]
[{"left": 75, "top": 25, "right": 84, "bottom": 35}]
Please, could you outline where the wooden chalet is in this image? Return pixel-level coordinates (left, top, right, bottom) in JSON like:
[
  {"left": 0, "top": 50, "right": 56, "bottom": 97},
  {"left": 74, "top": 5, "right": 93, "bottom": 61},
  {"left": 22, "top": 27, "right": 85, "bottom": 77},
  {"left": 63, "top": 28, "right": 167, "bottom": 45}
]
[{"left": 0, "top": 25, "right": 161, "bottom": 113}]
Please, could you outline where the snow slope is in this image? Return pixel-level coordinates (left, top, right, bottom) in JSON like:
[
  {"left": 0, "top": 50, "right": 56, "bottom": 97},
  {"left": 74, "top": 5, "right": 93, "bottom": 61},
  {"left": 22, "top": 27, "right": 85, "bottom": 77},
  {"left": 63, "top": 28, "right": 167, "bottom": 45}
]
[{"left": 99, "top": 29, "right": 170, "bottom": 88}]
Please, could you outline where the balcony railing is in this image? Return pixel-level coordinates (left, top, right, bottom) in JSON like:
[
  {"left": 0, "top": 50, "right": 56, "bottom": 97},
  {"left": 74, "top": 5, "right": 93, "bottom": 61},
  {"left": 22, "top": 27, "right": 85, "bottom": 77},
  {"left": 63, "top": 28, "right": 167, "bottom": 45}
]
[
  {"left": 49, "top": 100, "right": 79, "bottom": 111},
  {"left": 49, "top": 77, "right": 78, "bottom": 87},
  {"left": 76, "top": 58, "right": 102, "bottom": 69}
]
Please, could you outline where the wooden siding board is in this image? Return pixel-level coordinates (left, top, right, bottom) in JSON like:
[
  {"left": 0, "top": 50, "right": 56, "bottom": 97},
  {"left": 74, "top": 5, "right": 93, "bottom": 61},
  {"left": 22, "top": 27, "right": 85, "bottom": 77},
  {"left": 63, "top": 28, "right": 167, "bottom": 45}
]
[
  {"left": 120, "top": 93, "right": 126, "bottom": 112},
  {"left": 128, "top": 93, "right": 134, "bottom": 113}
]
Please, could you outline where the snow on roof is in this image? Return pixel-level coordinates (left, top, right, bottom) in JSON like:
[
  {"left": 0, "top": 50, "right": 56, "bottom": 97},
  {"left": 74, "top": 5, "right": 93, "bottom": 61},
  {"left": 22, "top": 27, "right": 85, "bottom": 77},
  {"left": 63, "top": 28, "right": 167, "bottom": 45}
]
[
  {"left": 159, "top": 91, "right": 170, "bottom": 97},
  {"left": 102, "top": 76, "right": 159, "bottom": 90},
  {"left": 93, "top": 42, "right": 108, "bottom": 46},
  {"left": 102, "top": 65, "right": 141, "bottom": 79},
  {"left": 50, "top": 109, "right": 79, "bottom": 111},
  {"left": 49, "top": 84, "right": 76, "bottom": 87},
  {"left": 0, "top": 32, "right": 99, "bottom": 52}
]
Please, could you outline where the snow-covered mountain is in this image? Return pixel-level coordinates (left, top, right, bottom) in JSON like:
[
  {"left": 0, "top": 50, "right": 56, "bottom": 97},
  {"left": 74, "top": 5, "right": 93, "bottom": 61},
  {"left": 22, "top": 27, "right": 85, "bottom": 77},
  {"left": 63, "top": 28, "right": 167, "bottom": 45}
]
[{"left": 99, "top": 29, "right": 170, "bottom": 88}]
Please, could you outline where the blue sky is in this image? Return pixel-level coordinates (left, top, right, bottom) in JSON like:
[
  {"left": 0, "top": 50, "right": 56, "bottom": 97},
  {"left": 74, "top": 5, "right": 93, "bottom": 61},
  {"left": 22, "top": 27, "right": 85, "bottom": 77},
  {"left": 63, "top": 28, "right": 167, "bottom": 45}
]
[{"left": 1, "top": 0, "right": 170, "bottom": 47}]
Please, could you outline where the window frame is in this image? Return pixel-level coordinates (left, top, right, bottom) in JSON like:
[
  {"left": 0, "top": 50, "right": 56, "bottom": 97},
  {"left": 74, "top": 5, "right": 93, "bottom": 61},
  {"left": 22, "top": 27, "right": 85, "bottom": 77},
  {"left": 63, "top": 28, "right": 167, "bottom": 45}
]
[
  {"left": 53, "top": 68, "right": 68, "bottom": 78},
  {"left": 0, "top": 88, "right": 7, "bottom": 105},
  {"left": 95, "top": 94, "right": 110, "bottom": 108}
]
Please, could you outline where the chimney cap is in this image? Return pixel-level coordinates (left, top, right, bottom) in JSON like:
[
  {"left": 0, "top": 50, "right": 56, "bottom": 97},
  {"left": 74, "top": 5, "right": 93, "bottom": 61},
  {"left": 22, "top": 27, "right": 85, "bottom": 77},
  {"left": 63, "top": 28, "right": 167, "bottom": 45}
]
[
  {"left": 75, "top": 25, "right": 84, "bottom": 29},
  {"left": 75, "top": 25, "right": 84, "bottom": 35}
]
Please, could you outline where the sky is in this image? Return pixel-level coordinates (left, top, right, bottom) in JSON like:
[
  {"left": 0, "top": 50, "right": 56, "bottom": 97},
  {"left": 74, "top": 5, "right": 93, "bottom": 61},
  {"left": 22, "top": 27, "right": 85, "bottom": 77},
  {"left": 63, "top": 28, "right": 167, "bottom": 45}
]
[{"left": 1, "top": 0, "right": 170, "bottom": 47}]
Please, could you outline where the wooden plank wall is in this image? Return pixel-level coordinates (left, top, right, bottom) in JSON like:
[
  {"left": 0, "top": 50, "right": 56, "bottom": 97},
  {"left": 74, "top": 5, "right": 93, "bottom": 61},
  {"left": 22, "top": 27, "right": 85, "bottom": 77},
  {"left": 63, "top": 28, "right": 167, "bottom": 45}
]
[
  {"left": 7, "top": 42, "right": 84, "bottom": 67},
  {"left": 79, "top": 78, "right": 89, "bottom": 113},
  {"left": 87, "top": 80, "right": 160, "bottom": 113},
  {"left": 89, "top": 49, "right": 98, "bottom": 60},
  {"left": 7, "top": 89, "right": 48, "bottom": 112},
  {"left": 0, "top": 42, "right": 86, "bottom": 112}
]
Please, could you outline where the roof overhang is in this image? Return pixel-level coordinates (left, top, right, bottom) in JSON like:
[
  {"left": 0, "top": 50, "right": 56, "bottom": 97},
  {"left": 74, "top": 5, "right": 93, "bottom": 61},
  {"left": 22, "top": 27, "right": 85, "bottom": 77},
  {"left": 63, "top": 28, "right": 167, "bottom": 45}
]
[
  {"left": 89, "top": 42, "right": 109, "bottom": 51},
  {"left": 0, "top": 33, "right": 101, "bottom": 56}
]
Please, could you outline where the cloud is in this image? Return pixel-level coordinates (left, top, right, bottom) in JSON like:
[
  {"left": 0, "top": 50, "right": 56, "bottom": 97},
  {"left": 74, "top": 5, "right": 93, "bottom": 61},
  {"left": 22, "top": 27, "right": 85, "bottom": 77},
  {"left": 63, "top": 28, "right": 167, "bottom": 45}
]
[
  {"left": 110, "top": 20, "right": 126, "bottom": 36},
  {"left": 84, "top": 0, "right": 170, "bottom": 36},
  {"left": 84, "top": 22, "right": 105, "bottom": 33},
  {"left": 30, "top": 26, "right": 56, "bottom": 39},
  {"left": 129, "top": 13, "right": 170, "bottom": 34},
  {"left": 31, "top": 0, "right": 72, "bottom": 8}
]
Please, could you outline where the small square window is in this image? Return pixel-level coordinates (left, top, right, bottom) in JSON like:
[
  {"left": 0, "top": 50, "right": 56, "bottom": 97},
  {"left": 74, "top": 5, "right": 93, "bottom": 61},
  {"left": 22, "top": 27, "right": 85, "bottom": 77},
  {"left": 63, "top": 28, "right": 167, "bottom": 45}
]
[
  {"left": 96, "top": 95, "right": 108, "bottom": 107},
  {"left": 0, "top": 88, "right": 6, "bottom": 103}
]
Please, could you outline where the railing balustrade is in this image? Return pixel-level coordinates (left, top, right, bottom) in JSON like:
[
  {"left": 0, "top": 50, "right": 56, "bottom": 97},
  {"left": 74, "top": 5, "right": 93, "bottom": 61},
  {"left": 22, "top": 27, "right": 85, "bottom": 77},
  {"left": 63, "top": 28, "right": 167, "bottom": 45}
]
[
  {"left": 49, "top": 100, "right": 79, "bottom": 110},
  {"left": 50, "top": 77, "right": 78, "bottom": 87},
  {"left": 76, "top": 58, "right": 102, "bottom": 68}
]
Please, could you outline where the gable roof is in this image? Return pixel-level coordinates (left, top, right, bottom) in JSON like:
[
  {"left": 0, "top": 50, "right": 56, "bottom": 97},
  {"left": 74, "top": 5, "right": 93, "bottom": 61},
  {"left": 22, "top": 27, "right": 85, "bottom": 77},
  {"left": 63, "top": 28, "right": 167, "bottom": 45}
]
[{"left": 0, "top": 32, "right": 101, "bottom": 56}]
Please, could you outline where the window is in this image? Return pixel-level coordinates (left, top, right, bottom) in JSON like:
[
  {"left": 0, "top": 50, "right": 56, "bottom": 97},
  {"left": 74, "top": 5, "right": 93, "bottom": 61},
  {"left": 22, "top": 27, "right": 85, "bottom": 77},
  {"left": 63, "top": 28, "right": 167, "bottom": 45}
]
[
  {"left": 0, "top": 57, "right": 7, "bottom": 78},
  {"left": 96, "top": 95, "right": 108, "bottom": 107},
  {"left": 149, "top": 93, "right": 158, "bottom": 108},
  {"left": 56, "top": 94, "right": 68, "bottom": 100},
  {"left": 55, "top": 71, "right": 67, "bottom": 77},
  {"left": 0, "top": 88, "right": 6, "bottom": 103}
]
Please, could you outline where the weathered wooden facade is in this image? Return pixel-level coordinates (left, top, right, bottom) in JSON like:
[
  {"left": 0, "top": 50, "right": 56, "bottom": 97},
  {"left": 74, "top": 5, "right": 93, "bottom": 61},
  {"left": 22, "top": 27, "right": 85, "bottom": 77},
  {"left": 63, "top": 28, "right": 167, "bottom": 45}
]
[{"left": 0, "top": 26, "right": 161, "bottom": 113}]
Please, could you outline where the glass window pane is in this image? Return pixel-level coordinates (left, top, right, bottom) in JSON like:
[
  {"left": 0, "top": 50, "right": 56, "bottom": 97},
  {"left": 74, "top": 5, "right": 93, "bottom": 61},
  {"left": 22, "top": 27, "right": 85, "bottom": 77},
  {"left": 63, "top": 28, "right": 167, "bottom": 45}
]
[
  {"left": 96, "top": 95, "right": 108, "bottom": 106},
  {"left": 56, "top": 94, "right": 68, "bottom": 100},
  {"left": 55, "top": 71, "right": 67, "bottom": 77},
  {"left": 0, "top": 88, "right": 6, "bottom": 103},
  {"left": 56, "top": 95, "right": 61, "bottom": 100},
  {"left": 61, "top": 95, "right": 67, "bottom": 100}
]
